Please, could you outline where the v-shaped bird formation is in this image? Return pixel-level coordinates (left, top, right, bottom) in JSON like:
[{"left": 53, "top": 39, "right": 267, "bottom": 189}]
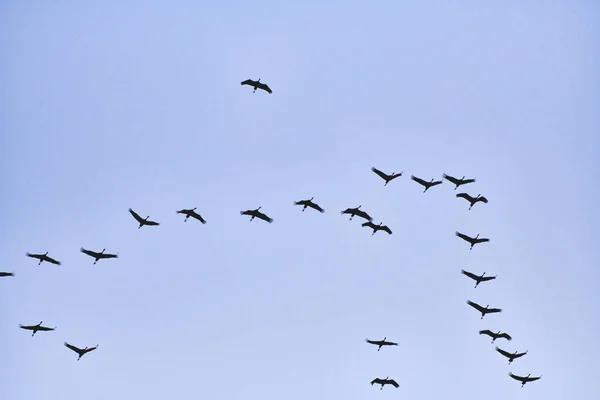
[{"left": 2, "top": 84, "right": 544, "bottom": 390}]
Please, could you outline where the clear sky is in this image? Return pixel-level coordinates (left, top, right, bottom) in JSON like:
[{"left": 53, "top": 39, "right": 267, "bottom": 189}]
[{"left": 1, "top": 1, "right": 599, "bottom": 399}]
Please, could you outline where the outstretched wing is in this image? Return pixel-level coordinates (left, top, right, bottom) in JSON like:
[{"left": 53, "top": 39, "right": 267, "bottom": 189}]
[
  {"left": 64, "top": 342, "right": 81, "bottom": 353},
  {"left": 480, "top": 275, "right": 496, "bottom": 282},
  {"left": 45, "top": 256, "right": 61, "bottom": 265},
  {"left": 467, "top": 300, "right": 484, "bottom": 313},
  {"left": 456, "top": 193, "right": 474, "bottom": 202},
  {"left": 80, "top": 247, "right": 97, "bottom": 258},
  {"left": 443, "top": 174, "right": 459, "bottom": 184},
  {"left": 380, "top": 225, "right": 392, "bottom": 235},
  {"left": 365, "top": 339, "right": 379, "bottom": 345},
  {"left": 371, "top": 167, "right": 389, "bottom": 180},
  {"left": 410, "top": 175, "right": 427, "bottom": 186},
  {"left": 258, "top": 83, "right": 272, "bottom": 93},
  {"left": 0, "top": 272, "right": 14, "bottom": 277},
  {"left": 370, "top": 378, "right": 384, "bottom": 385},
  {"left": 462, "top": 178, "right": 476, "bottom": 184},
  {"left": 84, "top": 345, "right": 98, "bottom": 354},
  {"left": 191, "top": 211, "right": 207, "bottom": 224},
  {"left": 362, "top": 221, "right": 375, "bottom": 229},
  {"left": 477, "top": 196, "right": 489, "bottom": 203},
  {"left": 495, "top": 346, "right": 512, "bottom": 358},
  {"left": 144, "top": 219, "right": 160, "bottom": 226},
  {"left": 479, "top": 329, "right": 494, "bottom": 337},
  {"left": 430, "top": 180, "right": 443, "bottom": 186},
  {"left": 455, "top": 231, "right": 473, "bottom": 242},
  {"left": 129, "top": 208, "right": 144, "bottom": 223},
  {"left": 486, "top": 307, "right": 502, "bottom": 314},
  {"left": 461, "top": 269, "right": 478, "bottom": 280},
  {"left": 100, "top": 253, "right": 118, "bottom": 259},
  {"left": 475, "top": 237, "right": 490, "bottom": 244},
  {"left": 308, "top": 202, "right": 325, "bottom": 213},
  {"left": 388, "top": 379, "right": 399, "bottom": 388},
  {"left": 355, "top": 210, "right": 373, "bottom": 221},
  {"left": 257, "top": 212, "right": 274, "bottom": 223},
  {"left": 525, "top": 375, "right": 541, "bottom": 382},
  {"left": 499, "top": 332, "right": 512, "bottom": 341},
  {"left": 240, "top": 79, "right": 256, "bottom": 87}
]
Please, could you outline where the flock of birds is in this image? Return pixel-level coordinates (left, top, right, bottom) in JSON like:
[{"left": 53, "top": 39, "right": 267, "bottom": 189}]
[{"left": 3, "top": 79, "right": 542, "bottom": 389}]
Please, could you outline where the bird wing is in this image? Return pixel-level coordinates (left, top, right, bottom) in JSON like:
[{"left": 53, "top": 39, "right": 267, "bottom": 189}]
[
  {"left": 461, "top": 269, "right": 478, "bottom": 280},
  {"left": 259, "top": 83, "right": 272, "bottom": 93},
  {"left": 381, "top": 226, "right": 392, "bottom": 234},
  {"left": 499, "top": 333, "right": 512, "bottom": 340},
  {"left": 355, "top": 210, "right": 373, "bottom": 221},
  {"left": 240, "top": 79, "right": 256, "bottom": 86},
  {"left": 371, "top": 167, "right": 389, "bottom": 180},
  {"left": 45, "top": 256, "right": 61, "bottom": 265},
  {"left": 525, "top": 375, "right": 541, "bottom": 382},
  {"left": 308, "top": 202, "right": 325, "bottom": 213},
  {"left": 190, "top": 211, "right": 207, "bottom": 223},
  {"left": 456, "top": 193, "right": 474, "bottom": 202},
  {"left": 462, "top": 178, "right": 476, "bottom": 184},
  {"left": 480, "top": 275, "right": 496, "bottom": 282},
  {"left": 410, "top": 175, "right": 427, "bottom": 186},
  {"left": 341, "top": 208, "right": 354, "bottom": 215},
  {"left": 365, "top": 339, "right": 378, "bottom": 345},
  {"left": 19, "top": 324, "right": 32, "bottom": 329},
  {"left": 100, "top": 253, "right": 118, "bottom": 259},
  {"left": 514, "top": 350, "right": 528, "bottom": 358},
  {"left": 443, "top": 174, "right": 459, "bottom": 184},
  {"left": 431, "top": 180, "right": 443, "bottom": 186},
  {"left": 26, "top": 252, "right": 40, "bottom": 259},
  {"left": 84, "top": 345, "right": 98, "bottom": 353},
  {"left": 38, "top": 325, "right": 55, "bottom": 331},
  {"left": 64, "top": 342, "right": 81, "bottom": 353},
  {"left": 240, "top": 210, "right": 250, "bottom": 216},
  {"left": 129, "top": 208, "right": 144, "bottom": 223},
  {"left": 362, "top": 221, "right": 375, "bottom": 229},
  {"left": 371, "top": 378, "right": 384, "bottom": 385},
  {"left": 475, "top": 238, "right": 490, "bottom": 243},
  {"left": 477, "top": 196, "right": 489, "bottom": 203},
  {"left": 479, "top": 329, "right": 494, "bottom": 337},
  {"left": 388, "top": 379, "right": 399, "bottom": 388},
  {"left": 467, "top": 300, "right": 484, "bottom": 312},
  {"left": 486, "top": 307, "right": 502, "bottom": 313},
  {"left": 144, "top": 220, "right": 159, "bottom": 226},
  {"left": 455, "top": 231, "right": 473, "bottom": 242},
  {"left": 495, "top": 346, "right": 512, "bottom": 358},
  {"left": 80, "top": 247, "right": 97, "bottom": 258},
  {"left": 257, "top": 212, "right": 273, "bottom": 223},
  {"left": 508, "top": 372, "right": 524, "bottom": 382}
]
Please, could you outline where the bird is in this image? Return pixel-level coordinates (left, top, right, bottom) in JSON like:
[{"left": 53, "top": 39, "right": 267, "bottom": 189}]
[
  {"left": 176, "top": 208, "right": 207, "bottom": 224},
  {"left": 365, "top": 337, "right": 398, "bottom": 351},
  {"left": 64, "top": 342, "right": 98, "bottom": 360},
  {"left": 80, "top": 248, "right": 118, "bottom": 264},
  {"left": 341, "top": 205, "right": 373, "bottom": 222},
  {"left": 19, "top": 321, "right": 56, "bottom": 337},
  {"left": 455, "top": 231, "right": 490, "bottom": 250},
  {"left": 294, "top": 197, "right": 325, "bottom": 213},
  {"left": 26, "top": 252, "right": 61, "bottom": 265},
  {"left": 442, "top": 174, "right": 476, "bottom": 190},
  {"left": 371, "top": 167, "right": 403, "bottom": 186},
  {"left": 461, "top": 269, "right": 497, "bottom": 288},
  {"left": 370, "top": 377, "right": 399, "bottom": 390},
  {"left": 241, "top": 78, "right": 272, "bottom": 94},
  {"left": 240, "top": 207, "right": 273, "bottom": 223},
  {"left": 410, "top": 175, "right": 443, "bottom": 193},
  {"left": 479, "top": 330, "right": 512, "bottom": 343},
  {"left": 508, "top": 372, "right": 542, "bottom": 388},
  {"left": 456, "top": 193, "right": 488, "bottom": 210},
  {"left": 129, "top": 208, "right": 160, "bottom": 228},
  {"left": 361, "top": 221, "right": 392, "bottom": 235},
  {"left": 496, "top": 347, "right": 528, "bottom": 365},
  {"left": 0, "top": 271, "right": 14, "bottom": 277},
  {"left": 467, "top": 300, "right": 502, "bottom": 319}
]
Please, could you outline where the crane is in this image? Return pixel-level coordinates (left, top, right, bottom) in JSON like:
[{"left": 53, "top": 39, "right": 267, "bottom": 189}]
[
  {"left": 26, "top": 252, "right": 61, "bottom": 265},
  {"left": 241, "top": 78, "right": 272, "bottom": 94},
  {"left": 294, "top": 197, "right": 325, "bottom": 213},
  {"left": 508, "top": 372, "right": 542, "bottom": 388},
  {"left": 176, "top": 208, "right": 207, "bottom": 224},
  {"left": 442, "top": 174, "right": 476, "bottom": 190},
  {"left": 410, "top": 175, "right": 443, "bottom": 193},
  {"left": 479, "top": 330, "right": 512, "bottom": 343},
  {"left": 64, "top": 342, "right": 98, "bottom": 360},
  {"left": 361, "top": 221, "right": 392, "bottom": 235},
  {"left": 341, "top": 205, "right": 373, "bottom": 222},
  {"left": 496, "top": 347, "right": 528, "bottom": 365},
  {"left": 455, "top": 231, "right": 490, "bottom": 250},
  {"left": 371, "top": 167, "right": 403, "bottom": 186},
  {"left": 240, "top": 207, "right": 273, "bottom": 223},
  {"left": 467, "top": 300, "right": 502, "bottom": 319},
  {"left": 0, "top": 271, "right": 14, "bottom": 277},
  {"left": 365, "top": 337, "right": 398, "bottom": 351},
  {"left": 19, "top": 321, "right": 56, "bottom": 337},
  {"left": 456, "top": 193, "right": 488, "bottom": 210},
  {"left": 80, "top": 248, "right": 118, "bottom": 264},
  {"left": 461, "top": 269, "right": 497, "bottom": 288},
  {"left": 129, "top": 208, "right": 160, "bottom": 228},
  {"left": 370, "top": 377, "right": 399, "bottom": 390}
]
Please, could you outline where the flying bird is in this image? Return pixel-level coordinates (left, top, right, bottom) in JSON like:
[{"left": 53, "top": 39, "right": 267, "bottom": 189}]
[
  {"left": 410, "top": 175, "right": 443, "bottom": 193},
  {"left": 241, "top": 78, "right": 272, "bottom": 94},
  {"left": 371, "top": 167, "right": 403, "bottom": 186},
  {"left": 240, "top": 207, "right": 273, "bottom": 223},
  {"left": 455, "top": 231, "right": 490, "bottom": 250},
  {"left": 442, "top": 174, "right": 476, "bottom": 190},
  {"left": 26, "top": 252, "right": 61, "bottom": 265},
  {"left": 467, "top": 300, "right": 502, "bottom": 319},
  {"left": 129, "top": 208, "right": 160, "bottom": 228},
  {"left": 479, "top": 330, "right": 512, "bottom": 343},
  {"left": 176, "top": 208, "right": 207, "bottom": 224},
  {"left": 19, "top": 321, "right": 56, "bottom": 337},
  {"left": 461, "top": 269, "right": 497, "bottom": 288},
  {"left": 456, "top": 193, "right": 488, "bottom": 210},
  {"left": 294, "top": 197, "right": 325, "bottom": 213},
  {"left": 341, "top": 205, "right": 373, "bottom": 222},
  {"left": 496, "top": 347, "right": 528, "bottom": 365},
  {"left": 370, "top": 377, "right": 399, "bottom": 390},
  {"left": 508, "top": 372, "right": 542, "bottom": 388},
  {"left": 64, "top": 342, "right": 98, "bottom": 360},
  {"left": 80, "top": 248, "right": 118, "bottom": 264},
  {"left": 0, "top": 272, "right": 14, "bottom": 277},
  {"left": 365, "top": 337, "right": 398, "bottom": 351},
  {"left": 361, "top": 222, "right": 392, "bottom": 235}
]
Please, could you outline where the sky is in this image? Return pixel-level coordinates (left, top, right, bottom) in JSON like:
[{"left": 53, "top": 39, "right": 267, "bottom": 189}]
[{"left": 1, "top": 1, "right": 599, "bottom": 399}]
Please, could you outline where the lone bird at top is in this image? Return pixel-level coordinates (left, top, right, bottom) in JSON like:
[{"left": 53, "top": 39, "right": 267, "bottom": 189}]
[
  {"left": 411, "top": 175, "right": 443, "bottom": 193},
  {"left": 0, "top": 271, "right": 14, "bottom": 277},
  {"left": 240, "top": 207, "right": 273, "bottom": 223},
  {"left": 442, "top": 174, "right": 476, "bottom": 190},
  {"left": 176, "top": 208, "right": 207, "bottom": 224},
  {"left": 129, "top": 208, "right": 160, "bottom": 228},
  {"left": 19, "top": 321, "right": 56, "bottom": 337},
  {"left": 371, "top": 167, "right": 403, "bottom": 186},
  {"left": 370, "top": 377, "right": 399, "bottom": 390},
  {"left": 509, "top": 372, "right": 542, "bottom": 388},
  {"left": 461, "top": 269, "right": 496, "bottom": 288},
  {"left": 456, "top": 192, "right": 488, "bottom": 210},
  {"left": 341, "top": 205, "right": 373, "bottom": 222},
  {"left": 455, "top": 231, "right": 490, "bottom": 250},
  {"left": 496, "top": 347, "right": 528, "bottom": 365},
  {"left": 241, "top": 78, "right": 272, "bottom": 94},
  {"left": 365, "top": 337, "right": 398, "bottom": 351},
  {"left": 26, "top": 252, "right": 61, "bottom": 265},
  {"left": 64, "top": 342, "right": 98, "bottom": 360},
  {"left": 80, "top": 248, "right": 118, "bottom": 264},
  {"left": 294, "top": 197, "right": 325, "bottom": 213},
  {"left": 467, "top": 300, "right": 502, "bottom": 319},
  {"left": 479, "top": 330, "right": 512, "bottom": 343},
  {"left": 362, "top": 221, "right": 392, "bottom": 235}
]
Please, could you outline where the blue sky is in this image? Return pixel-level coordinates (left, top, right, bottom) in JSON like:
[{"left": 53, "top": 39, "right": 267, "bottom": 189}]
[{"left": 1, "top": 1, "right": 599, "bottom": 399}]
